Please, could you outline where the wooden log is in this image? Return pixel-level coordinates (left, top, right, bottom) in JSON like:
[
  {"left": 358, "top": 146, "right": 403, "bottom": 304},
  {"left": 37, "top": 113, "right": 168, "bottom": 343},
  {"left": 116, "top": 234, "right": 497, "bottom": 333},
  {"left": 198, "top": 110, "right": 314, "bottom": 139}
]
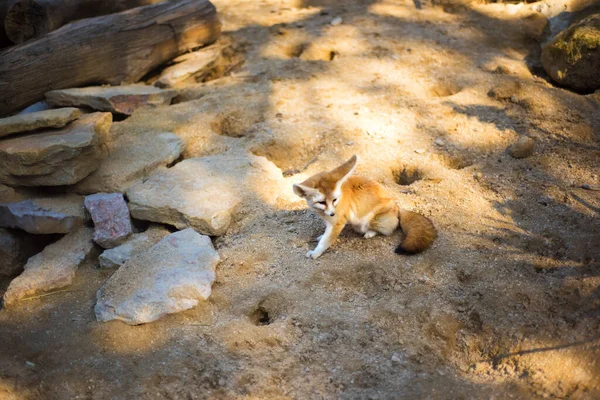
[
  {"left": 0, "top": 0, "right": 17, "bottom": 48},
  {"left": 4, "top": 0, "right": 164, "bottom": 44},
  {"left": 0, "top": 0, "right": 221, "bottom": 116}
]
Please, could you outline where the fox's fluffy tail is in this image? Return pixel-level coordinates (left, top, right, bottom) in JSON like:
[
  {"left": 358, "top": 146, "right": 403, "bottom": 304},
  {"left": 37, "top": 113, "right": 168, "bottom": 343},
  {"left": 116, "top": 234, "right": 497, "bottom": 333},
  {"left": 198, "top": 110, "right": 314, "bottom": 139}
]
[{"left": 395, "top": 209, "right": 437, "bottom": 254}]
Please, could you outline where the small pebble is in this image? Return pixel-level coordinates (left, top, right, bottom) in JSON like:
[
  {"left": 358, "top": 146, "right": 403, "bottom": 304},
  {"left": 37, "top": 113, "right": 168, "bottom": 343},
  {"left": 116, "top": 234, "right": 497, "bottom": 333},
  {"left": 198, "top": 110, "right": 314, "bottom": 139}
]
[
  {"left": 330, "top": 17, "right": 343, "bottom": 26},
  {"left": 507, "top": 136, "right": 535, "bottom": 159},
  {"left": 537, "top": 196, "right": 552, "bottom": 206},
  {"left": 493, "top": 65, "right": 511, "bottom": 75},
  {"left": 434, "top": 137, "right": 445, "bottom": 146},
  {"left": 414, "top": 149, "right": 426, "bottom": 154}
]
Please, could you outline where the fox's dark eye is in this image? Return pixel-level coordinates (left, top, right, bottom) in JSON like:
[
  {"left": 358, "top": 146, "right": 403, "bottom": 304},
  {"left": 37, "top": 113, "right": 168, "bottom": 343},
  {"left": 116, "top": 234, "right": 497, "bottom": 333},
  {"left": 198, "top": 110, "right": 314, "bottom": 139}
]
[{"left": 317, "top": 201, "right": 326, "bottom": 205}]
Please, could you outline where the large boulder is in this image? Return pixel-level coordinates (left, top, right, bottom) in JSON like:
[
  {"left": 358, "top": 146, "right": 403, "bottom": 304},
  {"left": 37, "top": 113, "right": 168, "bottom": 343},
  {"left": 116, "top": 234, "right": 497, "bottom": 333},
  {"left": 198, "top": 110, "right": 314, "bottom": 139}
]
[
  {"left": 541, "top": 13, "right": 600, "bottom": 92},
  {"left": 46, "top": 85, "right": 177, "bottom": 115},
  {"left": 0, "top": 107, "right": 81, "bottom": 138},
  {"left": 73, "top": 132, "right": 185, "bottom": 194},
  {"left": 98, "top": 225, "right": 171, "bottom": 269},
  {"left": 84, "top": 193, "right": 133, "bottom": 248},
  {"left": 95, "top": 228, "right": 219, "bottom": 325},
  {"left": 0, "top": 195, "right": 87, "bottom": 234},
  {"left": 3, "top": 227, "right": 94, "bottom": 308},
  {"left": 0, "top": 112, "right": 112, "bottom": 186},
  {"left": 125, "top": 151, "right": 284, "bottom": 236}
]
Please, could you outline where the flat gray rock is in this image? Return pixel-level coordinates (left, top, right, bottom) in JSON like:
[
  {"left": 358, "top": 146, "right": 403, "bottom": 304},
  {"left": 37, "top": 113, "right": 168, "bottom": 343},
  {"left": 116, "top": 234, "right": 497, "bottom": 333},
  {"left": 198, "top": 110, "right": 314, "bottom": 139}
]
[
  {"left": 0, "top": 107, "right": 81, "bottom": 138},
  {"left": 0, "top": 112, "right": 112, "bottom": 186},
  {"left": 126, "top": 151, "right": 283, "bottom": 236},
  {"left": 84, "top": 193, "right": 133, "bottom": 248},
  {"left": 46, "top": 85, "right": 177, "bottom": 115},
  {"left": 74, "top": 132, "right": 185, "bottom": 194},
  {"left": 95, "top": 228, "right": 219, "bottom": 325},
  {"left": 99, "top": 225, "right": 171, "bottom": 269},
  {"left": 0, "top": 195, "right": 87, "bottom": 234},
  {"left": 3, "top": 227, "right": 94, "bottom": 308}
]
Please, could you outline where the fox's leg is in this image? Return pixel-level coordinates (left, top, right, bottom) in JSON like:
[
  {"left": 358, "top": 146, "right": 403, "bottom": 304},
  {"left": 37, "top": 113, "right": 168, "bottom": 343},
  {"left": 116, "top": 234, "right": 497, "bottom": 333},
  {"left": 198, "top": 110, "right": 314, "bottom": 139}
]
[{"left": 307, "top": 221, "right": 345, "bottom": 259}]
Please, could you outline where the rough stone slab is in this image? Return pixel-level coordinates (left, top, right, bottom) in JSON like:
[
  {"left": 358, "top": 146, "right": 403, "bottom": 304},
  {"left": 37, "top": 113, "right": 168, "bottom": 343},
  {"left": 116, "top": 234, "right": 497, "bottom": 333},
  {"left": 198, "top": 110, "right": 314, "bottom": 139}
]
[
  {"left": 95, "top": 228, "right": 219, "bottom": 325},
  {"left": 0, "top": 195, "right": 87, "bottom": 234},
  {"left": 3, "top": 227, "right": 94, "bottom": 308},
  {"left": 99, "top": 225, "right": 171, "bottom": 269},
  {"left": 0, "top": 108, "right": 81, "bottom": 138},
  {"left": 46, "top": 85, "right": 178, "bottom": 115},
  {"left": 73, "top": 132, "right": 185, "bottom": 194},
  {"left": 155, "top": 45, "right": 221, "bottom": 88},
  {"left": 0, "top": 228, "right": 47, "bottom": 277},
  {"left": 125, "top": 151, "right": 284, "bottom": 236},
  {"left": 84, "top": 193, "right": 133, "bottom": 249},
  {"left": 0, "top": 112, "right": 112, "bottom": 186}
]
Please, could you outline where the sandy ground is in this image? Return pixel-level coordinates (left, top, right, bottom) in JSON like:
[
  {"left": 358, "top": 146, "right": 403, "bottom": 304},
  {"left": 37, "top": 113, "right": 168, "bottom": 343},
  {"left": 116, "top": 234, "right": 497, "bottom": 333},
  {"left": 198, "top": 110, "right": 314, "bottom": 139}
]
[{"left": 1, "top": 0, "right": 600, "bottom": 398}]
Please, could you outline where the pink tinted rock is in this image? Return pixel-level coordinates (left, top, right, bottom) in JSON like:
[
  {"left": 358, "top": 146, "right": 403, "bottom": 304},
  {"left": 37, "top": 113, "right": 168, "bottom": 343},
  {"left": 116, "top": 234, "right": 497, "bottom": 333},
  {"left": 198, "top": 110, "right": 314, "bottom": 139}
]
[{"left": 84, "top": 193, "right": 132, "bottom": 249}]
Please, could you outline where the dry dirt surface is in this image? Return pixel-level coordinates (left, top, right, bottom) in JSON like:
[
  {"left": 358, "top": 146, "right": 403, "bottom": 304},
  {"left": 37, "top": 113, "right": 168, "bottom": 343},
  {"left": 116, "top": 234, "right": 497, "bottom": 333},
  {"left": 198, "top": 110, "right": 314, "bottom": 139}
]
[{"left": 1, "top": 0, "right": 600, "bottom": 399}]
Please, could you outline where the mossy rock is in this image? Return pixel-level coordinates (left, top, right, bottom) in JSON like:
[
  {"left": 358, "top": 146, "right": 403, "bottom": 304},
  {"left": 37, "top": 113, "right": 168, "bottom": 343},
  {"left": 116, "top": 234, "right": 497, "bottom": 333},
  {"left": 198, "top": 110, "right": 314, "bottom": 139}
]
[{"left": 541, "top": 13, "right": 600, "bottom": 92}]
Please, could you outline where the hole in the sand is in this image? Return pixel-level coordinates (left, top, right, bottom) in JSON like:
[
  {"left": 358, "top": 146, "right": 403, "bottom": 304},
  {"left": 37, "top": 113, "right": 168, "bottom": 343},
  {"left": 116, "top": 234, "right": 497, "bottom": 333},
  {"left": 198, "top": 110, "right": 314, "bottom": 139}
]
[
  {"left": 250, "top": 141, "right": 320, "bottom": 172},
  {"left": 435, "top": 154, "right": 473, "bottom": 170},
  {"left": 250, "top": 306, "right": 272, "bottom": 326},
  {"left": 288, "top": 43, "right": 307, "bottom": 58},
  {"left": 430, "top": 81, "right": 462, "bottom": 97},
  {"left": 393, "top": 165, "right": 424, "bottom": 186},
  {"left": 211, "top": 111, "right": 262, "bottom": 138},
  {"left": 292, "top": 42, "right": 336, "bottom": 61}
]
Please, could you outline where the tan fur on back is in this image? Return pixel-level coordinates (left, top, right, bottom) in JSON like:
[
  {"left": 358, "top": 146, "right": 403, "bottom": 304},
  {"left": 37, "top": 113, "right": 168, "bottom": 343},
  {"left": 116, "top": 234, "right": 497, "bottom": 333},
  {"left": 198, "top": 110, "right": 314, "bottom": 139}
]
[{"left": 339, "top": 176, "right": 396, "bottom": 218}]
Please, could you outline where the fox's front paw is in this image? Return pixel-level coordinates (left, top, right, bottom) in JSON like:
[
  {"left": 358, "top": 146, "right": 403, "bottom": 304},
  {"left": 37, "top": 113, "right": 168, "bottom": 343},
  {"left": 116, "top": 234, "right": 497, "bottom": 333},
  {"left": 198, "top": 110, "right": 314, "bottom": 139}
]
[
  {"left": 306, "top": 249, "right": 322, "bottom": 259},
  {"left": 364, "top": 231, "right": 377, "bottom": 239}
]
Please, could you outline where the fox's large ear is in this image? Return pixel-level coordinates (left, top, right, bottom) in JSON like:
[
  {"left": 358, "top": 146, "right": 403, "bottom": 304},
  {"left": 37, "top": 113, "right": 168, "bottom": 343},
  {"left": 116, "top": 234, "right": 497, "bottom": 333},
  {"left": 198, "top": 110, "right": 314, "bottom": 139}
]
[
  {"left": 331, "top": 155, "right": 358, "bottom": 183},
  {"left": 293, "top": 183, "right": 317, "bottom": 198}
]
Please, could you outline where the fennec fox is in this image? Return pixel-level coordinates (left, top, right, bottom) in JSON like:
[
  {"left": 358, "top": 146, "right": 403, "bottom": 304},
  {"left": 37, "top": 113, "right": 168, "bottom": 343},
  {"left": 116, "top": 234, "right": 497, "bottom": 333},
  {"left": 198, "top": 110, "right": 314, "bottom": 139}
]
[{"left": 293, "top": 155, "right": 437, "bottom": 259}]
